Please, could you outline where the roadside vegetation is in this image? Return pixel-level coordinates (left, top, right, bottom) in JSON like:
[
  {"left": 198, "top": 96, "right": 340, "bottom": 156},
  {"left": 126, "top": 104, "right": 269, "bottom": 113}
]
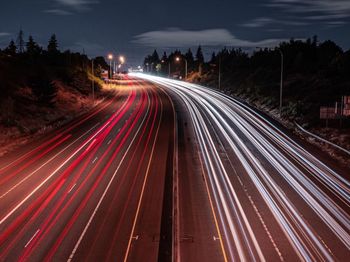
[{"left": 0, "top": 30, "right": 109, "bottom": 155}]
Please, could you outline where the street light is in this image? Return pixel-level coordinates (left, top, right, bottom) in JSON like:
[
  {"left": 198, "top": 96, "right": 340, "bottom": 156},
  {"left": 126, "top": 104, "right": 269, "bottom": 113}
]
[
  {"left": 91, "top": 59, "right": 95, "bottom": 105},
  {"left": 175, "top": 56, "right": 188, "bottom": 79},
  {"left": 107, "top": 54, "right": 113, "bottom": 79},
  {"left": 218, "top": 53, "right": 221, "bottom": 90},
  {"left": 119, "top": 55, "right": 125, "bottom": 64}
]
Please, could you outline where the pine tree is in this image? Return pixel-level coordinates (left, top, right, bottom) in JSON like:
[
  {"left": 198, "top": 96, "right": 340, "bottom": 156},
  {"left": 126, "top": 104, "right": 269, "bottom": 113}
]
[
  {"left": 16, "top": 29, "right": 25, "bottom": 53},
  {"left": 161, "top": 51, "right": 167, "bottom": 62},
  {"left": 4, "top": 40, "right": 17, "bottom": 55},
  {"left": 47, "top": 34, "right": 59, "bottom": 53},
  {"left": 210, "top": 52, "right": 216, "bottom": 64},
  {"left": 195, "top": 45, "right": 204, "bottom": 64},
  {"left": 151, "top": 49, "right": 160, "bottom": 63},
  {"left": 26, "top": 36, "right": 41, "bottom": 56},
  {"left": 185, "top": 48, "right": 194, "bottom": 63}
]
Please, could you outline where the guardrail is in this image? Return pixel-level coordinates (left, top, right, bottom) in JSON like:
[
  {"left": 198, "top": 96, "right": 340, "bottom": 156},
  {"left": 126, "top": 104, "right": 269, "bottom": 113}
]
[{"left": 295, "top": 122, "right": 350, "bottom": 156}]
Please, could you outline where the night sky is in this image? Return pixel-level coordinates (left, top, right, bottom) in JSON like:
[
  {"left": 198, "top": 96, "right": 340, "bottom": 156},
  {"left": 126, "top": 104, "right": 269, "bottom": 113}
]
[{"left": 1, "top": 0, "right": 349, "bottom": 66}]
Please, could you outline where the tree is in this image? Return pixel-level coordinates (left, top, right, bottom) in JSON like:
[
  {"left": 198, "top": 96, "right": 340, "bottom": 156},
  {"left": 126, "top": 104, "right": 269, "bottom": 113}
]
[
  {"left": 185, "top": 48, "right": 194, "bottom": 63},
  {"left": 161, "top": 51, "right": 168, "bottom": 62},
  {"left": 16, "top": 29, "right": 25, "bottom": 53},
  {"left": 26, "top": 36, "right": 41, "bottom": 56},
  {"left": 195, "top": 45, "right": 204, "bottom": 64},
  {"left": 47, "top": 34, "right": 59, "bottom": 53},
  {"left": 195, "top": 45, "right": 204, "bottom": 74},
  {"left": 151, "top": 49, "right": 160, "bottom": 62},
  {"left": 4, "top": 40, "right": 17, "bottom": 55}
]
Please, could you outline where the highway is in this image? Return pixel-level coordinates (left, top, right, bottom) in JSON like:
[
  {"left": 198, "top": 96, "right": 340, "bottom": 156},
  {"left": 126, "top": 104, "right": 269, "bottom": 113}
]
[
  {"left": 133, "top": 74, "right": 350, "bottom": 262},
  {"left": 0, "top": 74, "right": 349, "bottom": 261},
  {"left": 0, "top": 78, "right": 176, "bottom": 261}
]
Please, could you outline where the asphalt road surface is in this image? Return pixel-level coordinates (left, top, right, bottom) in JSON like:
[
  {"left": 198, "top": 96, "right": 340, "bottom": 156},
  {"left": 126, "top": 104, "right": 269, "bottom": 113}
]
[{"left": 1, "top": 75, "right": 349, "bottom": 261}]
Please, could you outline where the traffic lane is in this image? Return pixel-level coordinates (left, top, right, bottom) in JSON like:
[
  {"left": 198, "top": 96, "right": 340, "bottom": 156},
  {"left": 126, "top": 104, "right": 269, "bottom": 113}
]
[
  {"left": 136, "top": 75, "right": 348, "bottom": 256},
  {"left": 0, "top": 88, "right": 124, "bottom": 198},
  {"left": 0, "top": 85, "right": 144, "bottom": 258},
  {"left": 50, "top": 83, "right": 160, "bottom": 261},
  {"left": 0, "top": 88, "right": 136, "bottom": 231},
  {"left": 164, "top": 87, "right": 227, "bottom": 262},
  {"left": 199, "top": 91, "right": 350, "bottom": 260},
  {"left": 0, "top": 88, "right": 120, "bottom": 171},
  {"left": 126, "top": 85, "right": 174, "bottom": 262}
]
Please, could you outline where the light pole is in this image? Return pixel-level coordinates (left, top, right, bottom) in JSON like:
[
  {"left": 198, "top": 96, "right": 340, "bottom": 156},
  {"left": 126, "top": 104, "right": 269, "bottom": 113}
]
[
  {"left": 218, "top": 53, "right": 221, "bottom": 90},
  {"left": 119, "top": 55, "right": 125, "bottom": 73},
  {"left": 91, "top": 59, "right": 95, "bottom": 105},
  {"left": 176, "top": 56, "right": 187, "bottom": 79},
  {"left": 108, "top": 54, "right": 113, "bottom": 79}
]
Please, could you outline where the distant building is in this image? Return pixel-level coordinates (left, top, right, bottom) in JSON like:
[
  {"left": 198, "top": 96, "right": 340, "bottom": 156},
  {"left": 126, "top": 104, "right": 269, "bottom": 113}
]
[
  {"left": 320, "top": 96, "right": 350, "bottom": 119},
  {"left": 343, "top": 96, "right": 350, "bottom": 117}
]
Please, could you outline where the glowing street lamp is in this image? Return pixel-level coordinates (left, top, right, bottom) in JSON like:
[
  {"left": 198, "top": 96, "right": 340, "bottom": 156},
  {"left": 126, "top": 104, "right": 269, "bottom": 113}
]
[
  {"left": 108, "top": 54, "right": 113, "bottom": 79},
  {"left": 175, "top": 56, "right": 187, "bottom": 79},
  {"left": 119, "top": 56, "right": 125, "bottom": 64}
]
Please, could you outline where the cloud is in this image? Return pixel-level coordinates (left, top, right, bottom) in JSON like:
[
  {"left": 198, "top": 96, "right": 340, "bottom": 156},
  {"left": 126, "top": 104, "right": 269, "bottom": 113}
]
[
  {"left": 46, "top": 0, "right": 99, "bottom": 14},
  {"left": 55, "top": 0, "right": 99, "bottom": 8},
  {"left": 132, "top": 28, "right": 286, "bottom": 48},
  {"left": 0, "top": 32, "right": 11, "bottom": 37},
  {"left": 241, "top": 17, "right": 274, "bottom": 28},
  {"left": 44, "top": 9, "right": 72, "bottom": 15},
  {"left": 241, "top": 17, "right": 308, "bottom": 28},
  {"left": 267, "top": 0, "right": 350, "bottom": 19}
]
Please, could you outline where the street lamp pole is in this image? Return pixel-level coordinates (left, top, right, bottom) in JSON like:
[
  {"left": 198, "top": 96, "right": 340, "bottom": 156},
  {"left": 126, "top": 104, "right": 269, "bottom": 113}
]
[
  {"left": 176, "top": 56, "right": 187, "bottom": 79},
  {"left": 91, "top": 59, "right": 95, "bottom": 105},
  {"left": 255, "top": 47, "right": 284, "bottom": 116},
  {"left": 108, "top": 54, "right": 113, "bottom": 79},
  {"left": 218, "top": 54, "right": 221, "bottom": 90}
]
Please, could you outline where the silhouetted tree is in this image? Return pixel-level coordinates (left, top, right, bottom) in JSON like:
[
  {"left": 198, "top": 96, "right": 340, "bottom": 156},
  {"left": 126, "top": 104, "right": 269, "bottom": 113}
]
[
  {"left": 161, "top": 51, "right": 168, "bottom": 62},
  {"left": 4, "top": 40, "right": 17, "bottom": 55},
  {"left": 185, "top": 48, "right": 194, "bottom": 71},
  {"left": 195, "top": 45, "right": 204, "bottom": 74},
  {"left": 195, "top": 45, "right": 204, "bottom": 64},
  {"left": 47, "top": 34, "right": 59, "bottom": 53},
  {"left": 26, "top": 36, "right": 41, "bottom": 57}
]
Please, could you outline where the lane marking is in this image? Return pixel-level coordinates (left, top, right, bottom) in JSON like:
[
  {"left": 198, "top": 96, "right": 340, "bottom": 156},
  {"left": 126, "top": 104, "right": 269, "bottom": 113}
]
[
  {"left": 0, "top": 124, "right": 99, "bottom": 200},
  {"left": 24, "top": 229, "right": 40, "bottom": 248},
  {"left": 0, "top": 121, "right": 107, "bottom": 225},
  {"left": 67, "top": 91, "right": 150, "bottom": 262},
  {"left": 92, "top": 157, "right": 98, "bottom": 164},
  {"left": 68, "top": 184, "right": 76, "bottom": 194},
  {"left": 123, "top": 90, "right": 163, "bottom": 262}
]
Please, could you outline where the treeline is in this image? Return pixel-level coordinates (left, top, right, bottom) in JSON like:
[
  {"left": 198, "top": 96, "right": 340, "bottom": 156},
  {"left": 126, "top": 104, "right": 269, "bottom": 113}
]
[
  {"left": 0, "top": 30, "right": 108, "bottom": 107},
  {"left": 144, "top": 37, "right": 350, "bottom": 126}
]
